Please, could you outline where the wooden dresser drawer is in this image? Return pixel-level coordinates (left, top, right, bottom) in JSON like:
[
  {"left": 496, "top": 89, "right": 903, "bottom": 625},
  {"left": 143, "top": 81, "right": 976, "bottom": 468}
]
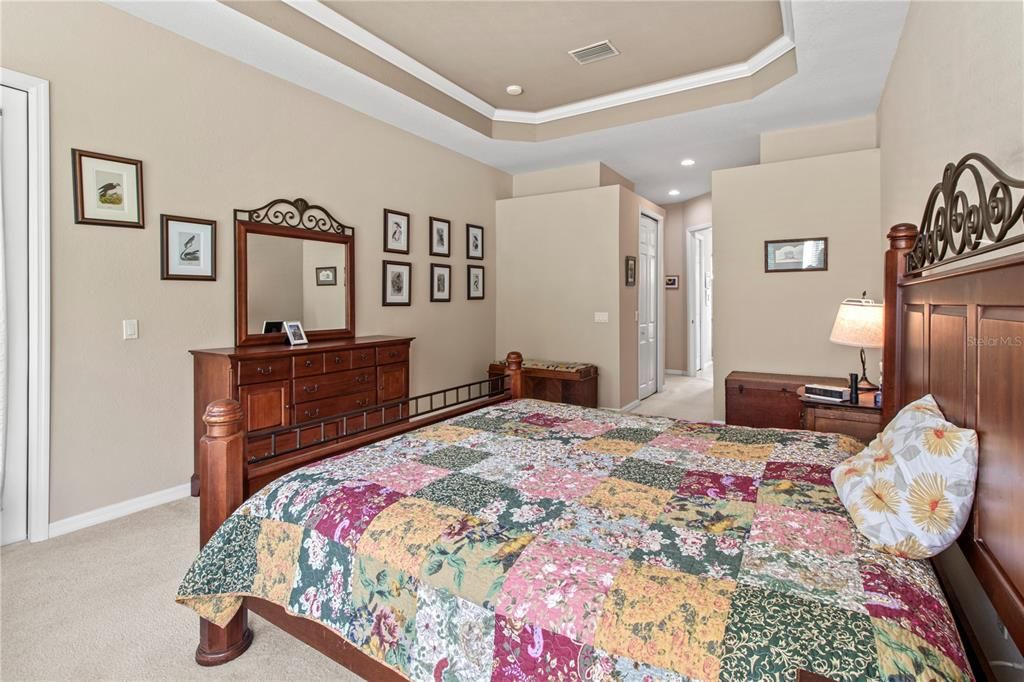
[
  {"left": 237, "top": 357, "right": 291, "bottom": 385},
  {"left": 295, "top": 389, "right": 376, "bottom": 424},
  {"left": 377, "top": 344, "right": 409, "bottom": 365},
  {"left": 293, "top": 353, "right": 324, "bottom": 377},
  {"left": 351, "top": 348, "right": 376, "bottom": 369},
  {"left": 293, "top": 367, "right": 376, "bottom": 404},
  {"left": 324, "top": 350, "right": 353, "bottom": 372}
]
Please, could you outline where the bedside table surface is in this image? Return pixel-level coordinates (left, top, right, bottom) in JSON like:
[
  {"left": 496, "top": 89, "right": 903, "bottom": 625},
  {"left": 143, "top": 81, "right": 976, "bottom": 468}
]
[{"left": 797, "top": 386, "right": 880, "bottom": 410}]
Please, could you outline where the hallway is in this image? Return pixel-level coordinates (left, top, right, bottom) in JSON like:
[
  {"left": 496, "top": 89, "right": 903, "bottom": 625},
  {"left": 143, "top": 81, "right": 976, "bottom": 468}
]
[{"left": 632, "top": 373, "right": 715, "bottom": 422}]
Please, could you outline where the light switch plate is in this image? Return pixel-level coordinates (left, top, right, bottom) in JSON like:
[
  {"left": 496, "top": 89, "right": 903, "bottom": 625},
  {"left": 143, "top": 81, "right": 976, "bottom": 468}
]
[
  {"left": 123, "top": 319, "right": 139, "bottom": 340},
  {"left": 594, "top": 312, "right": 609, "bottom": 323}
]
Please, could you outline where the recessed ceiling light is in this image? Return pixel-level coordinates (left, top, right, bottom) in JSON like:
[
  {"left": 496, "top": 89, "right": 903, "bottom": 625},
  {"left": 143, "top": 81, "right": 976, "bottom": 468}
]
[
  {"left": 680, "top": 158, "right": 695, "bottom": 166},
  {"left": 668, "top": 189, "right": 680, "bottom": 196},
  {"left": 506, "top": 85, "right": 523, "bottom": 96}
]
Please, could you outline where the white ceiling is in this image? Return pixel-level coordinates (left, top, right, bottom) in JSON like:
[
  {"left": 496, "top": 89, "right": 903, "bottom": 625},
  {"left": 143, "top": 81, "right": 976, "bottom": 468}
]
[{"left": 109, "top": 0, "right": 908, "bottom": 203}]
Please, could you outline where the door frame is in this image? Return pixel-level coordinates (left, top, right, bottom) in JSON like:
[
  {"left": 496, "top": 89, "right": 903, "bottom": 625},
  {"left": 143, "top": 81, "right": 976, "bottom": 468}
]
[
  {"left": 638, "top": 209, "right": 665, "bottom": 397},
  {"left": 686, "top": 222, "right": 712, "bottom": 378},
  {"left": 2, "top": 68, "right": 51, "bottom": 542}
]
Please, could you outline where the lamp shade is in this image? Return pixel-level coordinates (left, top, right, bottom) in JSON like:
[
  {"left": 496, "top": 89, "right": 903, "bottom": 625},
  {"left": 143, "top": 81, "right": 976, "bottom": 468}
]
[{"left": 830, "top": 298, "right": 884, "bottom": 348}]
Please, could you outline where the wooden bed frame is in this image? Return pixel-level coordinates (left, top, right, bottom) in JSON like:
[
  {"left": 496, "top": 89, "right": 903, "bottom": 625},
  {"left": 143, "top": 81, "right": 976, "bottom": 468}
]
[{"left": 191, "top": 155, "right": 1023, "bottom": 680}]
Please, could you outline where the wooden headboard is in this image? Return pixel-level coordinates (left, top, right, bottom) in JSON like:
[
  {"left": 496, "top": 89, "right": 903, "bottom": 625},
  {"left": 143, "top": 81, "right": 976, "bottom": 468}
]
[{"left": 882, "top": 153, "right": 1024, "bottom": 648}]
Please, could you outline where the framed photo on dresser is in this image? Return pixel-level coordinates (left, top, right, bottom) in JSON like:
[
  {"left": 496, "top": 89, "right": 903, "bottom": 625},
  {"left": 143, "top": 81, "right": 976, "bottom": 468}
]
[
  {"left": 383, "top": 260, "right": 412, "bottom": 306},
  {"left": 467, "top": 265, "right": 485, "bottom": 300},
  {"left": 429, "top": 217, "right": 451, "bottom": 257},
  {"left": 430, "top": 264, "right": 451, "bottom": 302},
  {"left": 466, "top": 224, "right": 484, "bottom": 260},
  {"left": 383, "top": 208, "right": 410, "bottom": 254}
]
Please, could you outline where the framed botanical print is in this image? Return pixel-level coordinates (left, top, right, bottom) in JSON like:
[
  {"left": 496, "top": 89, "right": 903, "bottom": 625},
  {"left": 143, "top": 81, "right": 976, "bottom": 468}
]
[
  {"left": 430, "top": 263, "right": 451, "bottom": 302},
  {"left": 160, "top": 215, "right": 216, "bottom": 280},
  {"left": 466, "top": 224, "right": 484, "bottom": 260},
  {"left": 764, "top": 237, "right": 828, "bottom": 273},
  {"left": 429, "top": 217, "right": 451, "bottom": 257},
  {"left": 315, "top": 266, "right": 337, "bottom": 286},
  {"left": 382, "top": 260, "right": 412, "bottom": 306},
  {"left": 467, "top": 265, "right": 485, "bottom": 300},
  {"left": 383, "top": 208, "right": 410, "bottom": 254},
  {"left": 624, "top": 256, "right": 637, "bottom": 286},
  {"left": 72, "top": 149, "right": 145, "bottom": 228}
]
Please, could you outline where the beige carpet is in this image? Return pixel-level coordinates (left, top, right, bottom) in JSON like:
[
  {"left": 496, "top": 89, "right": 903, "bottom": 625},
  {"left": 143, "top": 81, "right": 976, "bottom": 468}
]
[
  {"left": 1, "top": 497, "right": 363, "bottom": 681},
  {"left": 632, "top": 374, "right": 715, "bottom": 422}
]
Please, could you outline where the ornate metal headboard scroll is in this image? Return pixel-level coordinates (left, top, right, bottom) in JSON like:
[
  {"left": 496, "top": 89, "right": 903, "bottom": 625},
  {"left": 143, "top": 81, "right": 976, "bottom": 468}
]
[
  {"left": 906, "top": 153, "right": 1024, "bottom": 274},
  {"left": 234, "top": 198, "right": 355, "bottom": 236}
]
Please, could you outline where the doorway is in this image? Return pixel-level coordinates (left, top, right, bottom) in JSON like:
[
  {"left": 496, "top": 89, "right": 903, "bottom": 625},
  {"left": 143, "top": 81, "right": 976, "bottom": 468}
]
[
  {"left": 687, "top": 224, "right": 713, "bottom": 378},
  {"left": 638, "top": 212, "right": 661, "bottom": 400}
]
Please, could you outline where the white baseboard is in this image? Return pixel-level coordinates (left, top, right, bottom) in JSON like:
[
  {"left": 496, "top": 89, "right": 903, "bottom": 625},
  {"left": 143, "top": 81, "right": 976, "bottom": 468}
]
[
  {"left": 614, "top": 399, "right": 642, "bottom": 412},
  {"left": 48, "top": 483, "right": 191, "bottom": 539},
  {"left": 665, "top": 369, "right": 685, "bottom": 376}
]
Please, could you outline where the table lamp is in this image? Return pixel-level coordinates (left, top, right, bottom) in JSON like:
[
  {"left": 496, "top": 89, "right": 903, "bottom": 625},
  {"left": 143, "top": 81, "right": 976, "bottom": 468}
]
[{"left": 829, "top": 292, "right": 884, "bottom": 391}]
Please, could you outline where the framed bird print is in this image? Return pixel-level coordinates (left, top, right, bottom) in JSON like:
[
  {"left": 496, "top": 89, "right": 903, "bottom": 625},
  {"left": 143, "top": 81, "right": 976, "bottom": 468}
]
[
  {"left": 72, "top": 149, "right": 145, "bottom": 228},
  {"left": 466, "top": 224, "right": 484, "bottom": 260},
  {"left": 160, "top": 215, "right": 216, "bottom": 281},
  {"left": 429, "top": 217, "right": 451, "bottom": 257},
  {"left": 383, "top": 208, "right": 410, "bottom": 254}
]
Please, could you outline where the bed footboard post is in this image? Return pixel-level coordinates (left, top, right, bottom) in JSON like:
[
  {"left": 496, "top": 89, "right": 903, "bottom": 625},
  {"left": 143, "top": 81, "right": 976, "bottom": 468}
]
[
  {"left": 505, "top": 351, "right": 525, "bottom": 399},
  {"left": 882, "top": 223, "right": 918, "bottom": 423},
  {"left": 196, "top": 399, "right": 253, "bottom": 666}
]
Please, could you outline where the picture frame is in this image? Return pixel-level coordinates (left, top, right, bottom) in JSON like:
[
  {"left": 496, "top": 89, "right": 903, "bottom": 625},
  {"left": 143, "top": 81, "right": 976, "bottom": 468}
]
[
  {"left": 625, "top": 256, "right": 637, "bottom": 286},
  {"left": 764, "top": 237, "right": 829, "bottom": 273},
  {"left": 466, "top": 224, "right": 484, "bottom": 260},
  {"left": 383, "top": 208, "right": 410, "bottom": 254},
  {"left": 430, "top": 263, "right": 451, "bottom": 302},
  {"left": 429, "top": 217, "right": 451, "bottom": 257},
  {"left": 315, "top": 266, "right": 337, "bottom": 286},
  {"left": 284, "top": 320, "right": 308, "bottom": 345},
  {"left": 160, "top": 215, "right": 216, "bottom": 281},
  {"left": 262, "top": 321, "right": 284, "bottom": 334},
  {"left": 665, "top": 275, "right": 680, "bottom": 289},
  {"left": 467, "top": 265, "right": 485, "bottom": 300},
  {"left": 72, "top": 149, "right": 145, "bottom": 228},
  {"left": 382, "top": 260, "right": 412, "bottom": 306}
]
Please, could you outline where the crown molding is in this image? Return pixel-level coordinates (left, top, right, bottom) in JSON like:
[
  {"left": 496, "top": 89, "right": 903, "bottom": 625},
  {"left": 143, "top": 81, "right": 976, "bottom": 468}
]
[{"left": 286, "top": 0, "right": 796, "bottom": 126}]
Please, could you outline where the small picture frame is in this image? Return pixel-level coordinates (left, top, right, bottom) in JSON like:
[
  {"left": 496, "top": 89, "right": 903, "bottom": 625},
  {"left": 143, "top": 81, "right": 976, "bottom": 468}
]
[
  {"left": 383, "top": 260, "right": 412, "bottom": 306},
  {"left": 466, "top": 224, "right": 484, "bottom": 260},
  {"left": 160, "top": 215, "right": 216, "bottom": 280},
  {"left": 262, "top": 321, "right": 284, "bottom": 334},
  {"left": 429, "top": 217, "right": 451, "bottom": 257},
  {"left": 284, "top": 320, "right": 308, "bottom": 345},
  {"left": 316, "top": 266, "right": 337, "bottom": 286},
  {"left": 625, "top": 256, "right": 637, "bottom": 286},
  {"left": 665, "top": 275, "right": 680, "bottom": 289},
  {"left": 383, "top": 208, "right": 410, "bottom": 254},
  {"left": 72, "top": 149, "right": 145, "bottom": 228},
  {"left": 764, "top": 237, "right": 828, "bottom": 273},
  {"left": 467, "top": 265, "right": 485, "bottom": 300},
  {"left": 430, "top": 263, "right": 451, "bottom": 302}
]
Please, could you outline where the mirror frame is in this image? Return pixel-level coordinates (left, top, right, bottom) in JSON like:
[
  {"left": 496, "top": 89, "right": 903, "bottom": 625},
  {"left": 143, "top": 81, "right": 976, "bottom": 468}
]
[{"left": 235, "top": 198, "right": 356, "bottom": 346}]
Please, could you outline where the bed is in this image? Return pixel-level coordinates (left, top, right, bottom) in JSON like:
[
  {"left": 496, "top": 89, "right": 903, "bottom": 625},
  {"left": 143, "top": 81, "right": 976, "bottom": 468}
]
[{"left": 178, "top": 153, "right": 1023, "bottom": 681}]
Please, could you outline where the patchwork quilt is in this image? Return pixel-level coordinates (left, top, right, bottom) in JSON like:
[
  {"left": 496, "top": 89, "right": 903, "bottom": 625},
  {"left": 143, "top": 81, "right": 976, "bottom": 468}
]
[{"left": 177, "top": 399, "right": 971, "bottom": 682}]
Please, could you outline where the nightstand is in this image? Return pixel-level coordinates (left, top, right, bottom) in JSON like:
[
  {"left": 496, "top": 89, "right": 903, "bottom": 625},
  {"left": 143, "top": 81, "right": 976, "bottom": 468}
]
[{"left": 798, "top": 387, "right": 882, "bottom": 444}]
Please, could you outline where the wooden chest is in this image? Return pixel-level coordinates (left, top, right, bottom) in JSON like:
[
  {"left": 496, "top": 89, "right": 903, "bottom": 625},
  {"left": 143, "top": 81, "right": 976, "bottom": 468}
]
[
  {"left": 725, "top": 370, "right": 841, "bottom": 429},
  {"left": 488, "top": 359, "right": 598, "bottom": 408}
]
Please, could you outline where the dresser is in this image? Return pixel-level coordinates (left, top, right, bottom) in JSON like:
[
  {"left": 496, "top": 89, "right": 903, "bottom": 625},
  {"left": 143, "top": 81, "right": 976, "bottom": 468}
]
[{"left": 190, "top": 335, "right": 413, "bottom": 495}]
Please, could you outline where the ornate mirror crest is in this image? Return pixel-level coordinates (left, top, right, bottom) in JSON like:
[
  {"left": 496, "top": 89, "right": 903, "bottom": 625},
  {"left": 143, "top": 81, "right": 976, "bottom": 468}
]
[{"left": 235, "top": 198, "right": 355, "bottom": 236}]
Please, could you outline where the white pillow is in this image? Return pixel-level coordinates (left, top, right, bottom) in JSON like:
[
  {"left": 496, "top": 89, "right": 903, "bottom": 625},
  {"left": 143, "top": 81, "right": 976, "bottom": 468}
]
[{"left": 831, "top": 394, "right": 978, "bottom": 559}]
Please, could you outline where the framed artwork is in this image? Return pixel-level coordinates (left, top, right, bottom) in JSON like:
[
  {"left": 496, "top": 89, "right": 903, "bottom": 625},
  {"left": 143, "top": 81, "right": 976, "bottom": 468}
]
[
  {"left": 160, "top": 215, "right": 216, "bottom": 281},
  {"left": 430, "top": 264, "right": 451, "bottom": 302},
  {"left": 72, "top": 149, "right": 144, "bottom": 228},
  {"left": 429, "top": 217, "right": 451, "bottom": 257},
  {"left": 764, "top": 237, "right": 828, "bottom": 273},
  {"left": 382, "top": 260, "right": 412, "bottom": 306},
  {"left": 467, "top": 265, "right": 485, "bottom": 300},
  {"left": 316, "top": 266, "right": 337, "bottom": 286},
  {"left": 262, "top": 321, "right": 284, "bottom": 334},
  {"left": 665, "top": 275, "right": 680, "bottom": 289},
  {"left": 284, "top": 320, "right": 308, "bottom": 345},
  {"left": 466, "top": 224, "right": 484, "bottom": 260},
  {"left": 383, "top": 208, "right": 410, "bottom": 254},
  {"left": 625, "top": 256, "right": 637, "bottom": 286}
]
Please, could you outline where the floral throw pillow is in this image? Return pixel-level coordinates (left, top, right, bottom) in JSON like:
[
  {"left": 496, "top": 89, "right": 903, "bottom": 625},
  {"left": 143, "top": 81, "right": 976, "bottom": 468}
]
[{"left": 831, "top": 394, "right": 978, "bottom": 559}]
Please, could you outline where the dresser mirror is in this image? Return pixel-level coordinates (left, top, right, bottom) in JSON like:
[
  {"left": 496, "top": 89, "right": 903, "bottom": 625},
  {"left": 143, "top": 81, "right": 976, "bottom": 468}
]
[{"left": 235, "top": 199, "right": 356, "bottom": 346}]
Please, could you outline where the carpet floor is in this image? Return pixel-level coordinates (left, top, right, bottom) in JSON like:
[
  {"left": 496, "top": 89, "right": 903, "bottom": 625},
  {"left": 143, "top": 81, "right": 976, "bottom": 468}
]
[
  {"left": 1, "top": 497, "right": 362, "bottom": 681},
  {"left": 632, "top": 374, "right": 715, "bottom": 422}
]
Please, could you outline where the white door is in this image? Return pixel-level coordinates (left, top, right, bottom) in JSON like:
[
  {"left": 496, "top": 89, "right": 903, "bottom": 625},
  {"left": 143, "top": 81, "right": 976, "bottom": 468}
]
[
  {"left": 700, "top": 230, "right": 713, "bottom": 372},
  {"left": 1, "top": 84, "right": 30, "bottom": 545},
  {"left": 638, "top": 214, "right": 658, "bottom": 399}
]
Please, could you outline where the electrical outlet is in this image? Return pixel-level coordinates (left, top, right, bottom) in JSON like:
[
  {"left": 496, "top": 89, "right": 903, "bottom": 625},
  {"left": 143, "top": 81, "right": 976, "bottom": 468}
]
[
  {"left": 594, "top": 312, "right": 609, "bottom": 323},
  {"left": 123, "top": 319, "right": 139, "bottom": 340}
]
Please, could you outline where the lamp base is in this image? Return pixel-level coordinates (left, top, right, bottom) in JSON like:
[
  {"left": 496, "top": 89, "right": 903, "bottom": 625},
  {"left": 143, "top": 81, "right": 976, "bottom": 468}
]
[{"left": 857, "top": 377, "right": 879, "bottom": 392}]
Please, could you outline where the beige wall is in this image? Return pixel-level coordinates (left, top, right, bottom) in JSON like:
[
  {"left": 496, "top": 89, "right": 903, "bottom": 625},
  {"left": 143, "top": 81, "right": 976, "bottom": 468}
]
[
  {"left": 512, "top": 162, "right": 634, "bottom": 198},
  {"left": 2, "top": 1, "right": 511, "bottom": 522},
  {"left": 760, "top": 115, "right": 877, "bottom": 164},
  {"left": 301, "top": 240, "right": 348, "bottom": 330},
  {"left": 663, "top": 194, "right": 712, "bottom": 373},
  {"left": 495, "top": 186, "right": 622, "bottom": 407},
  {"left": 711, "top": 149, "right": 882, "bottom": 419}
]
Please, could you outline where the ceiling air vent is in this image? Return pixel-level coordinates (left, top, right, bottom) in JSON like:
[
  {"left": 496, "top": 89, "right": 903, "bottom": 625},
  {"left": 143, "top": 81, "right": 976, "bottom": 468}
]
[{"left": 569, "top": 40, "right": 619, "bottom": 65}]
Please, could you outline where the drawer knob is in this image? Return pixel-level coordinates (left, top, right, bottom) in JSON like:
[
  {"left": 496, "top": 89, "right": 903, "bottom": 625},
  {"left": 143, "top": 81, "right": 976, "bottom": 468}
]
[
  {"left": 304, "top": 359, "right": 314, "bottom": 367},
  {"left": 388, "top": 350, "right": 398, "bottom": 358},
  {"left": 303, "top": 384, "right": 319, "bottom": 394},
  {"left": 334, "top": 356, "right": 342, "bottom": 364},
  {"left": 356, "top": 374, "right": 368, "bottom": 384},
  {"left": 356, "top": 398, "right": 368, "bottom": 407},
  {"left": 304, "top": 408, "right": 320, "bottom": 418},
  {"left": 256, "top": 366, "right": 273, "bottom": 376}
]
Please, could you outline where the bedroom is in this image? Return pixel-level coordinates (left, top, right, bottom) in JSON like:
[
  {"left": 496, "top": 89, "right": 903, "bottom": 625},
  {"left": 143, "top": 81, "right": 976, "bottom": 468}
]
[{"left": 1, "top": 0, "right": 1023, "bottom": 680}]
